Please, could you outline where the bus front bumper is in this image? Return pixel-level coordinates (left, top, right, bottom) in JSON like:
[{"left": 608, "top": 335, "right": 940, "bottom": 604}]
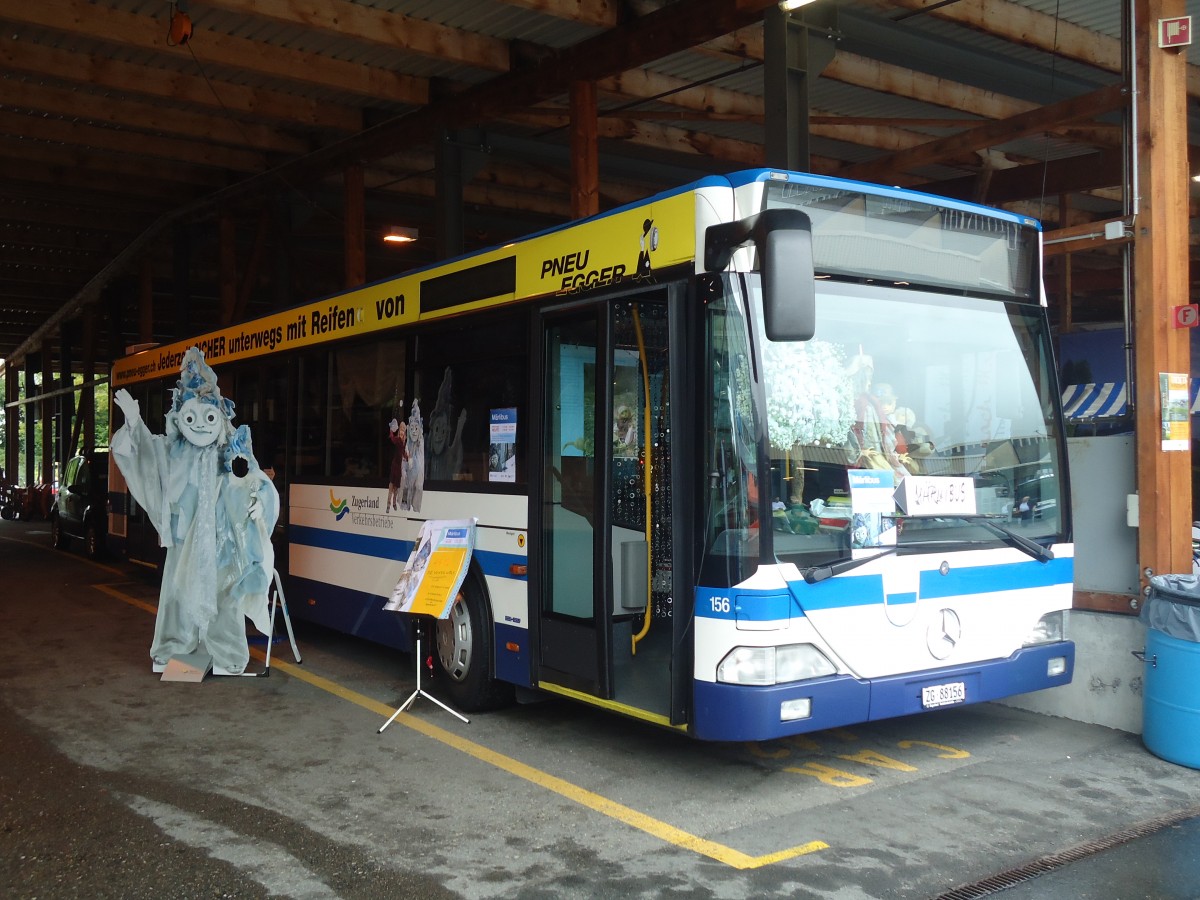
[{"left": 691, "top": 641, "right": 1075, "bottom": 742}]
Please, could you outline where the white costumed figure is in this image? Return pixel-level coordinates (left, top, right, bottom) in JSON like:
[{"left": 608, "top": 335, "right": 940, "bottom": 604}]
[{"left": 111, "top": 347, "right": 280, "bottom": 675}]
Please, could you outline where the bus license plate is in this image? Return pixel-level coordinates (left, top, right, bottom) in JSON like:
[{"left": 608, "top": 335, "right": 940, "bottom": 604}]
[{"left": 921, "top": 681, "right": 966, "bottom": 708}]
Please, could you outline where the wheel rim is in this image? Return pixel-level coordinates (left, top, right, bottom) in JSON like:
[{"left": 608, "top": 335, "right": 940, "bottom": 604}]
[
  {"left": 86, "top": 527, "right": 98, "bottom": 556},
  {"left": 435, "top": 594, "right": 472, "bottom": 683}
]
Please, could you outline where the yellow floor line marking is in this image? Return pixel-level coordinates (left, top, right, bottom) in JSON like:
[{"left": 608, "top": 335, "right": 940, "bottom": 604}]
[{"left": 94, "top": 581, "right": 828, "bottom": 869}]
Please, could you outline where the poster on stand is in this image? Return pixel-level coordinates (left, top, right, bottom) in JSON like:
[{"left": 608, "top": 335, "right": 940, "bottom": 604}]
[{"left": 384, "top": 518, "right": 476, "bottom": 619}]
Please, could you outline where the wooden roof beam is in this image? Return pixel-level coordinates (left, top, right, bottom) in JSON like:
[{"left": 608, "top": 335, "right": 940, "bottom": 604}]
[
  {"left": 495, "top": 0, "right": 618, "bottom": 30},
  {"left": 197, "top": 0, "right": 510, "bottom": 72},
  {"left": 0, "top": 110, "right": 270, "bottom": 173},
  {"left": 5, "top": 80, "right": 312, "bottom": 156},
  {"left": 1, "top": 0, "right": 428, "bottom": 105},
  {"left": 882, "top": 0, "right": 1200, "bottom": 99},
  {"left": 838, "top": 83, "right": 1126, "bottom": 183},
  {"left": 0, "top": 37, "right": 362, "bottom": 132}
]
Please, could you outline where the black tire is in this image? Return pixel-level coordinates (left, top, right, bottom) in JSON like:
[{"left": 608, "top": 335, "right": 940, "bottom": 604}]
[
  {"left": 51, "top": 515, "right": 68, "bottom": 550},
  {"left": 85, "top": 521, "right": 104, "bottom": 560},
  {"left": 432, "top": 571, "right": 514, "bottom": 712}
]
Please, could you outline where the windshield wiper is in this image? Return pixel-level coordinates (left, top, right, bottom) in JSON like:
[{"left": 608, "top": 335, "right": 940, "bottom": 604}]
[
  {"left": 951, "top": 515, "right": 1055, "bottom": 563},
  {"left": 801, "top": 545, "right": 899, "bottom": 584}
]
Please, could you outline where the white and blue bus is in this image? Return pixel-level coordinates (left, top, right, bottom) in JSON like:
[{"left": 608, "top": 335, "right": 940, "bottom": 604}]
[{"left": 109, "top": 169, "right": 1074, "bottom": 741}]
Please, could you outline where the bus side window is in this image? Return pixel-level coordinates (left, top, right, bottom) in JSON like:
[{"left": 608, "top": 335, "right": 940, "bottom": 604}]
[
  {"left": 415, "top": 313, "right": 528, "bottom": 487},
  {"left": 330, "top": 340, "right": 406, "bottom": 483},
  {"left": 294, "top": 350, "right": 330, "bottom": 479}
]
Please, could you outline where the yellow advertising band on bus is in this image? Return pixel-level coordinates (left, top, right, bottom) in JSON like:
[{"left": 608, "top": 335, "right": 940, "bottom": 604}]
[{"left": 111, "top": 194, "right": 696, "bottom": 388}]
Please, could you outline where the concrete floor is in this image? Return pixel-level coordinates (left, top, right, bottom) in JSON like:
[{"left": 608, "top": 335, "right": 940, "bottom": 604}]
[{"left": 2, "top": 516, "right": 1199, "bottom": 900}]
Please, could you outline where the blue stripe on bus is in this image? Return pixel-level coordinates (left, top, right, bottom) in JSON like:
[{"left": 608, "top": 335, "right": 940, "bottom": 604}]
[
  {"left": 287, "top": 575, "right": 411, "bottom": 651},
  {"left": 917, "top": 557, "right": 1073, "bottom": 599},
  {"left": 289, "top": 525, "right": 528, "bottom": 580},
  {"left": 291, "top": 524, "right": 409, "bottom": 560},
  {"left": 790, "top": 557, "right": 1072, "bottom": 612}
]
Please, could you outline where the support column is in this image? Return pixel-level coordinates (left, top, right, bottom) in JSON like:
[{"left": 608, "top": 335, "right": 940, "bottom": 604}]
[
  {"left": 218, "top": 209, "right": 238, "bottom": 326},
  {"left": 570, "top": 81, "right": 599, "bottom": 219},
  {"left": 4, "top": 365, "right": 18, "bottom": 483},
  {"left": 23, "top": 360, "right": 34, "bottom": 487},
  {"left": 139, "top": 259, "right": 155, "bottom": 345},
  {"left": 40, "top": 350, "right": 53, "bottom": 484},
  {"left": 83, "top": 312, "right": 96, "bottom": 450},
  {"left": 173, "top": 224, "right": 191, "bottom": 340},
  {"left": 763, "top": 4, "right": 836, "bottom": 171},
  {"left": 344, "top": 163, "right": 366, "bottom": 288},
  {"left": 436, "top": 132, "right": 464, "bottom": 261},
  {"left": 1133, "top": 0, "right": 1192, "bottom": 584},
  {"left": 58, "top": 326, "right": 74, "bottom": 464},
  {"left": 273, "top": 192, "right": 293, "bottom": 309}
]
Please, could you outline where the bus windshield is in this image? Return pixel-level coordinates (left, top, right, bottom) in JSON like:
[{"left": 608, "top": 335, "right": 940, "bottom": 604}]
[{"left": 703, "top": 275, "right": 1066, "bottom": 577}]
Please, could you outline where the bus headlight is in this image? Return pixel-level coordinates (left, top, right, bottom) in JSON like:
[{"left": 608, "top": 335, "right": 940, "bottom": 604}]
[
  {"left": 717, "top": 644, "right": 836, "bottom": 685},
  {"left": 777, "top": 644, "right": 837, "bottom": 682},
  {"left": 717, "top": 647, "right": 774, "bottom": 685},
  {"left": 1023, "top": 611, "right": 1064, "bottom": 646}
]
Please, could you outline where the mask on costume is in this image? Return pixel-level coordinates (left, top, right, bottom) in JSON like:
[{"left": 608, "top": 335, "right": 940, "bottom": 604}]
[
  {"left": 167, "top": 347, "right": 235, "bottom": 448},
  {"left": 178, "top": 397, "right": 223, "bottom": 447}
]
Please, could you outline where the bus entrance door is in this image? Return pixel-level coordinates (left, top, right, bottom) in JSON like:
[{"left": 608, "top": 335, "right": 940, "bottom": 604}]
[
  {"left": 537, "top": 311, "right": 611, "bottom": 697},
  {"left": 535, "top": 299, "right": 674, "bottom": 720}
]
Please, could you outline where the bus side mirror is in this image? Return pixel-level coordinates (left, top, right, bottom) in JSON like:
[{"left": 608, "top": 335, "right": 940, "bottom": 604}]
[
  {"left": 704, "top": 208, "right": 815, "bottom": 342},
  {"left": 761, "top": 216, "right": 815, "bottom": 342}
]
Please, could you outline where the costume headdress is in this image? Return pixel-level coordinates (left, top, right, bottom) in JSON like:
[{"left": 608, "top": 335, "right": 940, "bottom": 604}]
[{"left": 172, "top": 347, "right": 235, "bottom": 421}]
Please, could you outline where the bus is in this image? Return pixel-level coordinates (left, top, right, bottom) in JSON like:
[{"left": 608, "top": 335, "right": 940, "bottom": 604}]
[{"left": 109, "top": 169, "right": 1074, "bottom": 741}]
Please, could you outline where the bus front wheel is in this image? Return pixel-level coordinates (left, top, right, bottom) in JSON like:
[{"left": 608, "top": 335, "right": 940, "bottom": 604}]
[{"left": 432, "top": 575, "right": 513, "bottom": 712}]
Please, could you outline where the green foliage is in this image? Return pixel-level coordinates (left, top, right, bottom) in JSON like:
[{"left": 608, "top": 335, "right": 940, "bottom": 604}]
[{"left": 0, "top": 368, "right": 110, "bottom": 485}]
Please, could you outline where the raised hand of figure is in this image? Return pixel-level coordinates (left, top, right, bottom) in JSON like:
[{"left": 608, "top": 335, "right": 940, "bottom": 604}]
[{"left": 113, "top": 388, "right": 141, "bottom": 426}]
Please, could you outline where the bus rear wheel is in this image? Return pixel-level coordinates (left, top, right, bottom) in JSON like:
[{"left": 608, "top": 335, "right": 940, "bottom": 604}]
[{"left": 432, "top": 576, "right": 513, "bottom": 712}]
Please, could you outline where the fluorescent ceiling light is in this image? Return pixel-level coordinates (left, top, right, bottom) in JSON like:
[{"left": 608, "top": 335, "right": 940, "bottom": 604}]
[
  {"left": 779, "top": 0, "right": 818, "bottom": 10},
  {"left": 383, "top": 226, "right": 418, "bottom": 244}
]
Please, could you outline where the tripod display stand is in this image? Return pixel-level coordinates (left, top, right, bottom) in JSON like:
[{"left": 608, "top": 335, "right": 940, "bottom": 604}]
[
  {"left": 379, "top": 617, "right": 468, "bottom": 732},
  {"left": 241, "top": 568, "right": 302, "bottom": 677}
]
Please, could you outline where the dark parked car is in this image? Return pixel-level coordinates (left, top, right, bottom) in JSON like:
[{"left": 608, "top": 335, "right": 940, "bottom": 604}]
[{"left": 51, "top": 449, "right": 109, "bottom": 559}]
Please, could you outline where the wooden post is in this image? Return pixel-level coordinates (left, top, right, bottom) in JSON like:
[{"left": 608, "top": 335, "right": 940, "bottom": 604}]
[
  {"left": 1133, "top": 0, "right": 1192, "bottom": 584},
  {"left": 139, "top": 259, "right": 155, "bottom": 345},
  {"left": 4, "top": 365, "right": 18, "bottom": 483},
  {"left": 1057, "top": 194, "right": 1074, "bottom": 335},
  {"left": 570, "top": 81, "right": 599, "bottom": 219},
  {"left": 40, "top": 349, "right": 53, "bottom": 484},
  {"left": 344, "top": 163, "right": 366, "bottom": 288},
  {"left": 218, "top": 210, "right": 238, "bottom": 326}
]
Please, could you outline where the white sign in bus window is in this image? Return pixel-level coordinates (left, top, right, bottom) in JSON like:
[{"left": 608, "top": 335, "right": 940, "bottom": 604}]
[{"left": 893, "top": 476, "right": 978, "bottom": 517}]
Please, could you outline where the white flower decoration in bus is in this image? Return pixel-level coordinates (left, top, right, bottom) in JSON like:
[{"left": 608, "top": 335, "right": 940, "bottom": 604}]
[{"left": 761, "top": 339, "right": 855, "bottom": 452}]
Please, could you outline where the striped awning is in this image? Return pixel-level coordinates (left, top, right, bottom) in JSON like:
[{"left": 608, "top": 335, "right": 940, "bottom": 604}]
[{"left": 1062, "top": 383, "right": 1128, "bottom": 419}]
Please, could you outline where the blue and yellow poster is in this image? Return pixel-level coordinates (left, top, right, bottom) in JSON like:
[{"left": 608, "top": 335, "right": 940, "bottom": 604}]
[{"left": 385, "top": 519, "right": 476, "bottom": 619}]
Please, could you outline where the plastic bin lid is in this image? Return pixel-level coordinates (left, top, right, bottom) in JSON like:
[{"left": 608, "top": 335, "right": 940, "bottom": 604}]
[{"left": 1142, "top": 573, "right": 1200, "bottom": 642}]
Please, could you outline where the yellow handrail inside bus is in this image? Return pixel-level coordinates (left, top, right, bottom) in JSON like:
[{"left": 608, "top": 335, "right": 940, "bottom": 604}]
[{"left": 631, "top": 306, "right": 653, "bottom": 654}]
